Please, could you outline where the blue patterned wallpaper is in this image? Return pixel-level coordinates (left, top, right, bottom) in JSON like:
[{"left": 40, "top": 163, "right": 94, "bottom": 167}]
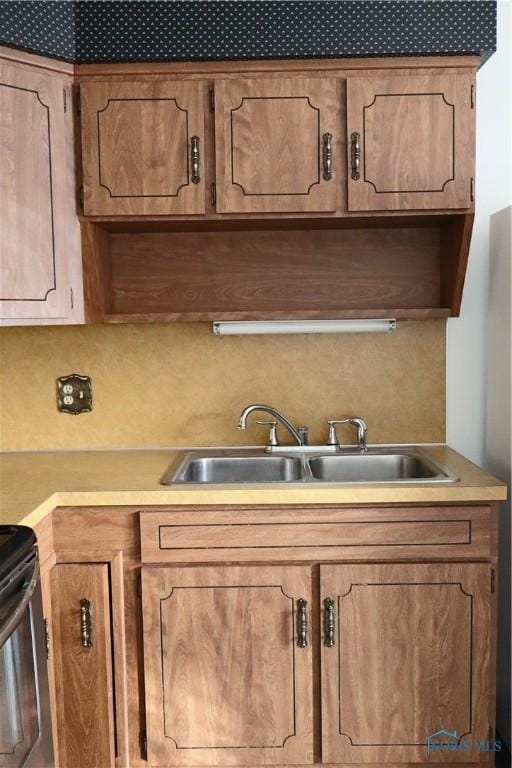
[{"left": 0, "top": 0, "right": 497, "bottom": 65}]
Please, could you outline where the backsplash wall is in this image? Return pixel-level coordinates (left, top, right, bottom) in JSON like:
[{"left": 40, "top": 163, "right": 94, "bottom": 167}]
[{"left": 0, "top": 321, "right": 445, "bottom": 452}]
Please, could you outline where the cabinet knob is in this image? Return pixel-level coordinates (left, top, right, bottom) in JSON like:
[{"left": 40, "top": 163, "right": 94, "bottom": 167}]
[
  {"left": 324, "top": 597, "right": 335, "bottom": 647},
  {"left": 80, "top": 598, "right": 92, "bottom": 648},
  {"left": 191, "top": 136, "right": 201, "bottom": 184},
  {"left": 296, "top": 598, "right": 308, "bottom": 648},
  {"left": 351, "top": 132, "right": 361, "bottom": 181},
  {"left": 322, "top": 132, "right": 333, "bottom": 181}
]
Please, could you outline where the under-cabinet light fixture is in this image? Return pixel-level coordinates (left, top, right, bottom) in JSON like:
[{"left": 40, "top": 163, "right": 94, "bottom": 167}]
[{"left": 212, "top": 319, "right": 397, "bottom": 336}]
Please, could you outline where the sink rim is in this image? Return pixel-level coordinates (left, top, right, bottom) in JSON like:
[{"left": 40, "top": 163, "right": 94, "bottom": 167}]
[{"left": 161, "top": 446, "right": 459, "bottom": 486}]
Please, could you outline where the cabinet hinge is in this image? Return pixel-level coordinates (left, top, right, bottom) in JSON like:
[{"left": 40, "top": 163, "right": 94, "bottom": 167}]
[
  {"left": 44, "top": 618, "right": 50, "bottom": 659},
  {"left": 76, "top": 89, "right": 81, "bottom": 116},
  {"left": 79, "top": 185, "right": 84, "bottom": 210},
  {"left": 140, "top": 729, "right": 147, "bottom": 761},
  {"left": 137, "top": 573, "right": 142, "bottom": 599},
  {"left": 491, "top": 569, "right": 496, "bottom": 594},
  {"left": 470, "top": 177, "right": 475, "bottom": 202},
  {"left": 210, "top": 182, "right": 216, "bottom": 207},
  {"left": 209, "top": 88, "right": 215, "bottom": 113},
  {"left": 470, "top": 83, "right": 475, "bottom": 109},
  {"left": 63, "top": 88, "right": 67, "bottom": 113},
  {"left": 70, "top": 287, "right": 74, "bottom": 310}
]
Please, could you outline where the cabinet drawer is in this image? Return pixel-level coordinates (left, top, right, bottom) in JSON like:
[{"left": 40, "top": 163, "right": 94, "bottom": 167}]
[{"left": 140, "top": 505, "right": 491, "bottom": 563}]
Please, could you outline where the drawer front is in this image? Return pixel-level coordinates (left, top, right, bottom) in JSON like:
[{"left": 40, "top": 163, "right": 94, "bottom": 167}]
[{"left": 140, "top": 506, "right": 491, "bottom": 563}]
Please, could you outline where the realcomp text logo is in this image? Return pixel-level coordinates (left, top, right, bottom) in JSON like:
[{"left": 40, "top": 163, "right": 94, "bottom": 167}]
[{"left": 426, "top": 730, "right": 502, "bottom": 754}]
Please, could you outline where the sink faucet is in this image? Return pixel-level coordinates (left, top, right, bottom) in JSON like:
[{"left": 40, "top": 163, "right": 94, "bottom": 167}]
[
  {"left": 327, "top": 417, "right": 368, "bottom": 452},
  {"left": 238, "top": 404, "right": 307, "bottom": 448}
]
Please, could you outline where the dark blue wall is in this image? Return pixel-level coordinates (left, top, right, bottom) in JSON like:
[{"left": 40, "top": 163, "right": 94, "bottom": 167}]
[{"left": 0, "top": 0, "right": 497, "bottom": 65}]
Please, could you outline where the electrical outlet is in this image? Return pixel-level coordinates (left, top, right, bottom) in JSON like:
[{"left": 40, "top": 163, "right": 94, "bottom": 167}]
[{"left": 57, "top": 374, "right": 92, "bottom": 415}]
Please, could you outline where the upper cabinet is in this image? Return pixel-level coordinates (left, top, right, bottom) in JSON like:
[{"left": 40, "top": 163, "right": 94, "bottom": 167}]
[
  {"left": 2, "top": 55, "right": 479, "bottom": 325},
  {"left": 78, "top": 64, "right": 476, "bottom": 220},
  {"left": 0, "top": 55, "right": 83, "bottom": 325},
  {"left": 214, "top": 78, "right": 340, "bottom": 214},
  {"left": 80, "top": 80, "right": 206, "bottom": 215},
  {"left": 346, "top": 74, "right": 475, "bottom": 211}
]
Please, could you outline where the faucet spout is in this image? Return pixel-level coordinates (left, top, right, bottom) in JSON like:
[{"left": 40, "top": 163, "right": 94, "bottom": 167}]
[{"left": 238, "top": 404, "right": 304, "bottom": 446}]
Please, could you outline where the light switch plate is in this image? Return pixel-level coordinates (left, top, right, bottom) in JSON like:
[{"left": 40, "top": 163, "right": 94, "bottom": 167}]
[{"left": 57, "top": 374, "right": 92, "bottom": 415}]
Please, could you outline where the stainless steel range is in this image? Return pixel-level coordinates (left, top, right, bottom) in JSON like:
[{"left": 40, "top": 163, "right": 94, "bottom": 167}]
[{"left": 0, "top": 526, "right": 54, "bottom": 767}]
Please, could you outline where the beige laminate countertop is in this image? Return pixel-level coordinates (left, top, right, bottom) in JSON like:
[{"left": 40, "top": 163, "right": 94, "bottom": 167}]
[{"left": 0, "top": 445, "right": 507, "bottom": 530}]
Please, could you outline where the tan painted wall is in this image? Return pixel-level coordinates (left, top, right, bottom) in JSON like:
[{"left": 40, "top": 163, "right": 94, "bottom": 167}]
[{"left": 0, "top": 320, "right": 445, "bottom": 451}]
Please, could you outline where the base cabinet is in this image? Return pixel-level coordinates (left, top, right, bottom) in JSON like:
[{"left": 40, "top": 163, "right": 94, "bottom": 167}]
[
  {"left": 43, "top": 503, "right": 498, "bottom": 768},
  {"left": 321, "top": 563, "right": 492, "bottom": 764},
  {"left": 142, "top": 565, "right": 313, "bottom": 765},
  {"left": 50, "top": 563, "right": 115, "bottom": 768}
]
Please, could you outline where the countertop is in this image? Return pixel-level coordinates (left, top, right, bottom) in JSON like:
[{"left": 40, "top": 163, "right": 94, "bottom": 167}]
[{"left": 0, "top": 445, "right": 506, "bottom": 529}]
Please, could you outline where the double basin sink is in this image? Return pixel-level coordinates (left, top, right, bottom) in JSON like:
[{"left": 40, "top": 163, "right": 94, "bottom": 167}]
[{"left": 162, "top": 447, "right": 458, "bottom": 485}]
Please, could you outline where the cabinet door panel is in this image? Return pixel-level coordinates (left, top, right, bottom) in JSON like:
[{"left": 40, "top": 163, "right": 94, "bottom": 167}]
[
  {"left": 321, "top": 563, "right": 491, "bottom": 763},
  {"left": 81, "top": 80, "right": 205, "bottom": 215},
  {"left": 51, "top": 564, "right": 115, "bottom": 768},
  {"left": 347, "top": 74, "right": 474, "bottom": 211},
  {"left": 0, "top": 62, "right": 71, "bottom": 320},
  {"left": 215, "top": 78, "right": 340, "bottom": 213},
  {"left": 142, "top": 565, "right": 313, "bottom": 765}
]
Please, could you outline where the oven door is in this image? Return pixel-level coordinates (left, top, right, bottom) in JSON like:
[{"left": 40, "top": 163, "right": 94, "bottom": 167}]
[{"left": 0, "top": 553, "right": 54, "bottom": 768}]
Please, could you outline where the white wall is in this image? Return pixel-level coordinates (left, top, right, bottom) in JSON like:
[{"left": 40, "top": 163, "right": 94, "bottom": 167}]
[
  {"left": 446, "top": 1, "right": 512, "bottom": 751},
  {"left": 486, "top": 206, "right": 511, "bottom": 750},
  {"left": 446, "top": 0, "right": 512, "bottom": 464}
]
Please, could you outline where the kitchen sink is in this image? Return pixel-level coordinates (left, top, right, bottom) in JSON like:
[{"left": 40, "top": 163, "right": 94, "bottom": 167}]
[
  {"left": 308, "top": 452, "right": 447, "bottom": 482},
  {"left": 161, "top": 447, "right": 457, "bottom": 485},
  {"left": 165, "top": 453, "right": 305, "bottom": 484}
]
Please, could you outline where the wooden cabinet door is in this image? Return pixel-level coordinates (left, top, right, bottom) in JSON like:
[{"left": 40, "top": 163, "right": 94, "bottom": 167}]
[
  {"left": 0, "top": 61, "right": 74, "bottom": 322},
  {"left": 347, "top": 74, "right": 475, "bottom": 211},
  {"left": 215, "top": 78, "right": 340, "bottom": 213},
  {"left": 50, "top": 564, "right": 115, "bottom": 768},
  {"left": 142, "top": 565, "right": 313, "bottom": 765},
  {"left": 81, "top": 80, "right": 205, "bottom": 215},
  {"left": 321, "top": 563, "right": 492, "bottom": 763}
]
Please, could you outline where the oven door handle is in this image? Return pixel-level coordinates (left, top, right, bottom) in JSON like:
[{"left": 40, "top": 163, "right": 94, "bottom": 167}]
[{"left": 0, "top": 556, "right": 39, "bottom": 647}]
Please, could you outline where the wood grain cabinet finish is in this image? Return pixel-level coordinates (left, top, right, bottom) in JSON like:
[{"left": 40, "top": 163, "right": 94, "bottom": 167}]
[
  {"left": 321, "top": 562, "right": 492, "bottom": 764},
  {"left": 50, "top": 564, "right": 115, "bottom": 768},
  {"left": 0, "top": 60, "right": 75, "bottom": 322},
  {"left": 142, "top": 565, "right": 313, "bottom": 765},
  {"left": 215, "top": 78, "right": 340, "bottom": 213},
  {"left": 80, "top": 80, "right": 206, "bottom": 215},
  {"left": 346, "top": 74, "right": 475, "bottom": 211}
]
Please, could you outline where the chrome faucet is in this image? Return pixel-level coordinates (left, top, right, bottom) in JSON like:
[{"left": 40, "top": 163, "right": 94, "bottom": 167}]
[
  {"left": 327, "top": 417, "right": 368, "bottom": 452},
  {"left": 238, "top": 404, "right": 307, "bottom": 448}
]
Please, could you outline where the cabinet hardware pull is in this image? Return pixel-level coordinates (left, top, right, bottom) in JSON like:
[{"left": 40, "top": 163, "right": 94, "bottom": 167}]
[
  {"left": 191, "top": 136, "right": 201, "bottom": 184},
  {"left": 324, "top": 597, "right": 335, "bottom": 646},
  {"left": 351, "top": 131, "right": 361, "bottom": 180},
  {"left": 296, "top": 598, "right": 308, "bottom": 648},
  {"left": 322, "top": 132, "right": 333, "bottom": 181},
  {"left": 80, "top": 598, "right": 92, "bottom": 648}
]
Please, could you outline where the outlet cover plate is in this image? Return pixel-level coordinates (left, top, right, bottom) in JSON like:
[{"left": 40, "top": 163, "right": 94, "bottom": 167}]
[{"left": 57, "top": 374, "right": 92, "bottom": 415}]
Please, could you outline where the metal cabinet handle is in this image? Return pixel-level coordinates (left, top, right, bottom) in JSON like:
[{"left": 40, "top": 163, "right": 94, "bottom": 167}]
[
  {"left": 191, "top": 136, "right": 201, "bottom": 184},
  {"left": 80, "top": 598, "right": 92, "bottom": 648},
  {"left": 296, "top": 598, "right": 308, "bottom": 648},
  {"left": 322, "top": 132, "right": 333, "bottom": 181},
  {"left": 324, "top": 597, "right": 335, "bottom": 647},
  {"left": 351, "top": 132, "right": 360, "bottom": 180}
]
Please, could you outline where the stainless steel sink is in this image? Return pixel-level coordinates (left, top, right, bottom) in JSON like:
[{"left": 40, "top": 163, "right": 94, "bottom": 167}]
[
  {"left": 308, "top": 451, "right": 451, "bottom": 483},
  {"left": 164, "top": 452, "right": 305, "bottom": 484},
  {"left": 161, "top": 447, "right": 457, "bottom": 485}
]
